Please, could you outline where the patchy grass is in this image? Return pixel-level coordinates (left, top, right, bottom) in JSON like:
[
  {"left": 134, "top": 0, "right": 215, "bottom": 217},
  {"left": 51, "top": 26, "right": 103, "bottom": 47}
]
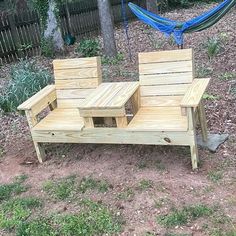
[
  {"left": 138, "top": 180, "right": 154, "bottom": 191},
  {"left": 79, "top": 177, "right": 110, "bottom": 193},
  {"left": 154, "top": 197, "right": 171, "bottom": 208},
  {"left": 203, "top": 93, "right": 219, "bottom": 100},
  {"left": 218, "top": 72, "right": 236, "bottom": 81},
  {"left": 43, "top": 175, "right": 76, "bottom": 200},
  {"left": 157, "top": 204, "right": 214, "bottom": 227},
  {"left": 196, "top": 66, "right": 213, "bottom": 78},
  {"left": 164, "top": 233, "right": 192, "bottom": 236},
  {"left": 208, "top": 171, "right": 223, "bottom": 183},
  {"left": 117, "top": 187, "right": 135, "bottom": 200},
  {"left": 0, "top": 197, "right": 42, "bottom": 231},
  {"left": 0, "top": 175, "right": 28, "bottom": 202}
]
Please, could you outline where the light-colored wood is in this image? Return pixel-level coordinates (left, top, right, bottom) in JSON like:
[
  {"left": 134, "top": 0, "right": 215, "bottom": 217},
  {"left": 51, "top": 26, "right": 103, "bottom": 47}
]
[
  {"left": 17, "top": 85, "right": 56, "bottom": 111},
  {"left": 116, "top": 116, "right": 128, "bottom": 128},
  {"left": 140, "top": 72, "right": 193, "bottom": 85},
  {"left": 80, "top": 82, "right": 139, "bottom": 109},
  {"left": 140, "top": 84, "right": 190, "bottom": 96},
  {"left": 139, "top": 60, "right": 193, "bottom": 75},
  {"left": 139, "top": 48, "right": 193, "bottom": 64},
  {"left": 79, "top": 107, "right": 125, "bottom": 117},
  {"left": 57, "top": 99, "right": 85, "bottom": 108},
  {"left": 54, "top": 68, "right": 99, "bottom": 80},
  {"left": 32, "top": 128, "right": 194, "bottom": 146},
  {"left": 55, "top": 78, "right": 100, "bottom": 89},
  {"left": 181, "top": 78, "right": 210, "bottom": 107},
  {"left": 33, "top": 109, "right": 84, "bottom": 131},
  {"left": 140, "top": 96, "right": 183, "bottom": 107},
  {"left": 198, "top": 101, "right": 208, "bottom": 142},
  {"left": 128, "top": 107, "right": 188, "bottom": 132},
  {"left": 83, "top": 117, "right": 94, "bottom": 128},
  {"left": 56, "top": 89, "right": 95, "bottom": 99},
  {"left": 53, "top": 57, "right": 100, "bottom": 69},
  {"left": 131, "top": 88, "right": 140, "bottom": 115}
]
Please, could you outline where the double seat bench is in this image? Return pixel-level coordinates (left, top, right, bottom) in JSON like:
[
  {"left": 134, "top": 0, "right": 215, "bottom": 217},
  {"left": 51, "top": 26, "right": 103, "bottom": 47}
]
[{"left": 18, "top": 49, "right": 210, "bottom": 169}]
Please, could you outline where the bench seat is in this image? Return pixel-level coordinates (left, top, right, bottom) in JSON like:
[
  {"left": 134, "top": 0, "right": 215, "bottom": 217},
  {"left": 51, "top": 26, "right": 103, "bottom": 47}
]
[
  {"left": 127, "top": 107, "right": 188, "bottom": 132},
  {"left": 33, "top": 109, "right": 84, "bottom": 132}
]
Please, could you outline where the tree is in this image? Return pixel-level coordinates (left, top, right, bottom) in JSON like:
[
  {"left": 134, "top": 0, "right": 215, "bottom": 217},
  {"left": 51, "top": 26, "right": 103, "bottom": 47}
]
[
  {"left": 146, "top": 0, "right": 159, "bottom": 14},
  {"left": 29, "top": 0, "right": 64, "bottom": 53},
  {"left": 97, "top": 0, "right": 117, "bottom": 57}
]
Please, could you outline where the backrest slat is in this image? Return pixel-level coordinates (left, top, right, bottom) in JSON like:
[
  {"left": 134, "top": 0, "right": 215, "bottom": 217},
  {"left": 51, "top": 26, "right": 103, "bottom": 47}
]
[
  {"left": 139, "top": 49, "right": 194, "bottom": 107},
  {"left": 53, "top": 57, "right": 102, "bottom": 108}
]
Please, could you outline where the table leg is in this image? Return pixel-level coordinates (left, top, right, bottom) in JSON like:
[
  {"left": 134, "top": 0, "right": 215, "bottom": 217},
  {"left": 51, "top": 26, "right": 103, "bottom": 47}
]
[
  {"left": 83, "top": 117, "right": 94, "bottom": 128},
  {"left": 116, "top": 116, "right": 128, "bottom": 128}
]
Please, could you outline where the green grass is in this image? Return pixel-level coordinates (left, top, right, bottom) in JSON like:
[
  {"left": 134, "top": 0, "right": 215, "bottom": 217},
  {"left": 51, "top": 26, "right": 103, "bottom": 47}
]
[
  {"left": 218, "top": 72, "right": 236, "bottom": 81},
  {"left": 102, "top": 53, "right": 124, "bottom": 65},
  {"left": 204, "top": 37, "right": 222, "bottom": 61},
  {"left": 196, "top": 66, "right": 213, "bottom": 78},
  {"left": 43, "top": 175, "right": 76, "bottom": 200},
  {"left": 117, "top": 187, "right": 134, "bottom": 200},
  {"left": 0, "top": 197, "right": 42, "bottom": 231},
  {"left": 164, "top": 233, "right": 192, "bottom": 236},
  {"left": 0, "top": 174, "right": 28, "bottom": 202},
  {"left": 203, "top": 93, "right": 219, "bottom": 100},
  {"left": 157, "top": 204, "right": 214, "bottom": 227},
  {"left": 79, "top": 177, "right": 110, "bottom": 193},
  {"left": 138, "top": 180, "right": 154, "bottom": 191},
  {"left": 207, "top": 171, "right": 223, "bottom": 183}
]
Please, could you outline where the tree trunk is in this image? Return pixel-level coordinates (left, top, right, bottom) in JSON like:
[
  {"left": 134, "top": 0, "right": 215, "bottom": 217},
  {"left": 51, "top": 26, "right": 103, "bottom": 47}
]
[
  {"left": 65, "top": 0, "right": 73, "bottom": 35},
  {"left": 97, "top": 0, "right": 117, "bottom": 57},
  {"left": 44, "top": 0, "right": 64, "bottom": 51},
  {"left": 146, "top": 0, "right": 159, "bottom": 14}
]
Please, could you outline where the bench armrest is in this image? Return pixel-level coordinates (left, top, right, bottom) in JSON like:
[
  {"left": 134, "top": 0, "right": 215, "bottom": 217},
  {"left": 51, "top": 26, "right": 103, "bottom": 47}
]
[
  {"left": 17, "top": 85, "right": 57, "bottom": 115},
  {"left": 180, "top": 78, "right": 210, "bottom": 108}
]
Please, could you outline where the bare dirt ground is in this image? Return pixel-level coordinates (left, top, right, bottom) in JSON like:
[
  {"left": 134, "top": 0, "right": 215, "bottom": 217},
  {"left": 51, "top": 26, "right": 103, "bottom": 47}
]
[{"left": 0, "top": 3, "right": 236, "bottom": 236}]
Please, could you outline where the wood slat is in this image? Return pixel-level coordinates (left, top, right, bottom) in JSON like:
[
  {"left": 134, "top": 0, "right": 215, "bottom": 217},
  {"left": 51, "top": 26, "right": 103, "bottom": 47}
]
[
  {"left": 139, "top": 49, "right": 193, "bottom": 64},
  {"left": 140, "top": 72, "right": 193, "bottom": 85},
  {"left": 54, "top": 67, "right": 99, "bottom": 79},
  {"left": 139, "top": 60, "right": 193, "bottom": 75},
  {"left": 53, "top": 57, "right": 100, "bottom": 69},
  {"left": 140, "top": 96, "right": 183, "bottom": 107},
  {"left": 57, "top": 98, "right": 85, "bottom": 108},
  {"left": 55, "top": 78, "right": 101, "bottom": 89},
  {"left": 56, "top": 89, "right": 95, "bottom": 99},
  {"left": 181, "top": 78, "right": 210, "bottom": 107},
  {"left": 33, "top": 109, "right": 84, "bottom": 131},
  {"left": 140, "top": 84, "right": 190, "bottom": 96}
]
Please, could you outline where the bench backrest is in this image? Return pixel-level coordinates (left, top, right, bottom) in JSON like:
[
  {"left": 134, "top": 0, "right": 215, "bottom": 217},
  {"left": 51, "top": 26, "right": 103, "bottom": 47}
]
[
  {"left": 53, "top": 57, "right": 102, "bottom": 108},
  {"left": 139, "top": 49, "right": 194, "bottom": 107}
]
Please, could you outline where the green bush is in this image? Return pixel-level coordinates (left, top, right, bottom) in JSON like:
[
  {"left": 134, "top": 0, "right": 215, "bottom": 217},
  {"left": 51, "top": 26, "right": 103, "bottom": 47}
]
[
  {"left": 0, "top": 60, "right": 52, "bottom": 113},
  {"left": 76, "top": 39, "right": 100, "bottom": 57},
  {"left": 41, "top": 37, "right": 55, "bottom": 58}
]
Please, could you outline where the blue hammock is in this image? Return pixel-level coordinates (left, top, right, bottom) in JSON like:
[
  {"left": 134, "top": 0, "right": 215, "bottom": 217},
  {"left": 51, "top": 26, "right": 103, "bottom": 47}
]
[{"left": 128, "top": 0, "right": 236, "bottom": 45}]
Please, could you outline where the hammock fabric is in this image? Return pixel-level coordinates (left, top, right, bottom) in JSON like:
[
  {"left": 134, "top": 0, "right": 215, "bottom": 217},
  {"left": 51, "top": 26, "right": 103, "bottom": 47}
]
[{"left": 128, "top": 0, "right": 236, "bottom": 45}]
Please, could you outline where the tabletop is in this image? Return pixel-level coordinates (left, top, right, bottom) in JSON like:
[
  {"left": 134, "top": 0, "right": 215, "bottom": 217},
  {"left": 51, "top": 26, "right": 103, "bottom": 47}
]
[{"left": 79, "top": 82, "right": 139, "bottom": 110}]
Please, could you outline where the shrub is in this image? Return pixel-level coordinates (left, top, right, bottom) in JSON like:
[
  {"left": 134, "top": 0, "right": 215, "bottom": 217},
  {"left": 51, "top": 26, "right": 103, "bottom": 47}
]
[
  {"left": 76, "top": 39, "right": 100, "bottom": 57},
  {"left": 0, "top": 60, "right": 52, "bottom": 112},
  {"left": 204, "top": 37, "right": 222, "bottom": 61},
  {"left": 41, "top": 37, "right": 55, "bottom": 58}
]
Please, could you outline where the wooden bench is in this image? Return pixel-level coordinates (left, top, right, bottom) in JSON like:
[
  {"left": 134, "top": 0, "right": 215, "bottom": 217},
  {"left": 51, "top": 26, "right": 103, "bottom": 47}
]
[{"left": 18, "top": 49, "right": 210, "bottom": 169}]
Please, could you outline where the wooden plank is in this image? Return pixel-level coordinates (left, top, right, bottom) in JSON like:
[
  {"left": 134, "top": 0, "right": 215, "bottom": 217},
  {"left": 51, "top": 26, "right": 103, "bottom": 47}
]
[
  {"left": 54, "top": 67, "right": 99, "bottom": 79},
  {"left": 116, "top": 116, "right": 128, "bottom": 128},
  {"left": 181, "top": 78, "right": 210, "bottom": 107},
  {"left": 53, "top": 56, "right": 100, "bottom": 69},
  {"left": 140, "top": 72, "right": 193, "bottom": 85},
  {"left": 55, "top": 78, "right": 100, "bottom": 89},
  {"left": 17, "top": 85, "right": 56, "bottom": 110},
  {"left": 140, "top": 96, "right": 183, "bottom": 107},
  {"left": 79, "top": 107, "right": 125, "bottom": 117},
  {"left": 131, "top": 88, "right": 140, "bottom": 115},
  {"left": 32, "top": 128, "right": 193, "bottom": 145},
  {"left": 33, "top": 109, "right": 84, "bottom": 131},
  {"left": 83, "top": 117, "right": 94, "bottom": 128},
  {"left": 140, "top": 84, "right": 190, "bottom": 96},
  {"left": 139, "top": 49, "right": 193, "bottom": 64},
  {"left": 139, "top": 60, "right": 193, "bottom": 75},
  {"left": 57, "top": 98, "right": 85, "bottom": 108},
  {"left": 56, "top": 89, "right": 95, "bottom": 99}
]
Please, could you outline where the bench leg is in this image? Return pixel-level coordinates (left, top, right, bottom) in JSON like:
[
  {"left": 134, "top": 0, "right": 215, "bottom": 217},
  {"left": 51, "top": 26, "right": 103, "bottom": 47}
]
[
  {"left": 198, "top": 101, "right": 208, "bottom": 142},
  {"left": 33, "top": 142, "right": 45, "bottom": 163},
  {"left": 190, "top": 134, "right": 199, "bottom": 170}
]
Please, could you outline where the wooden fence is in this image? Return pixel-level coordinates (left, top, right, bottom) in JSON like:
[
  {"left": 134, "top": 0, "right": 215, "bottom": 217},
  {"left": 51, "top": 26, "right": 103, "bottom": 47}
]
[{"left": 0, "top": 0, "right": 145, "bottom": 64}]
